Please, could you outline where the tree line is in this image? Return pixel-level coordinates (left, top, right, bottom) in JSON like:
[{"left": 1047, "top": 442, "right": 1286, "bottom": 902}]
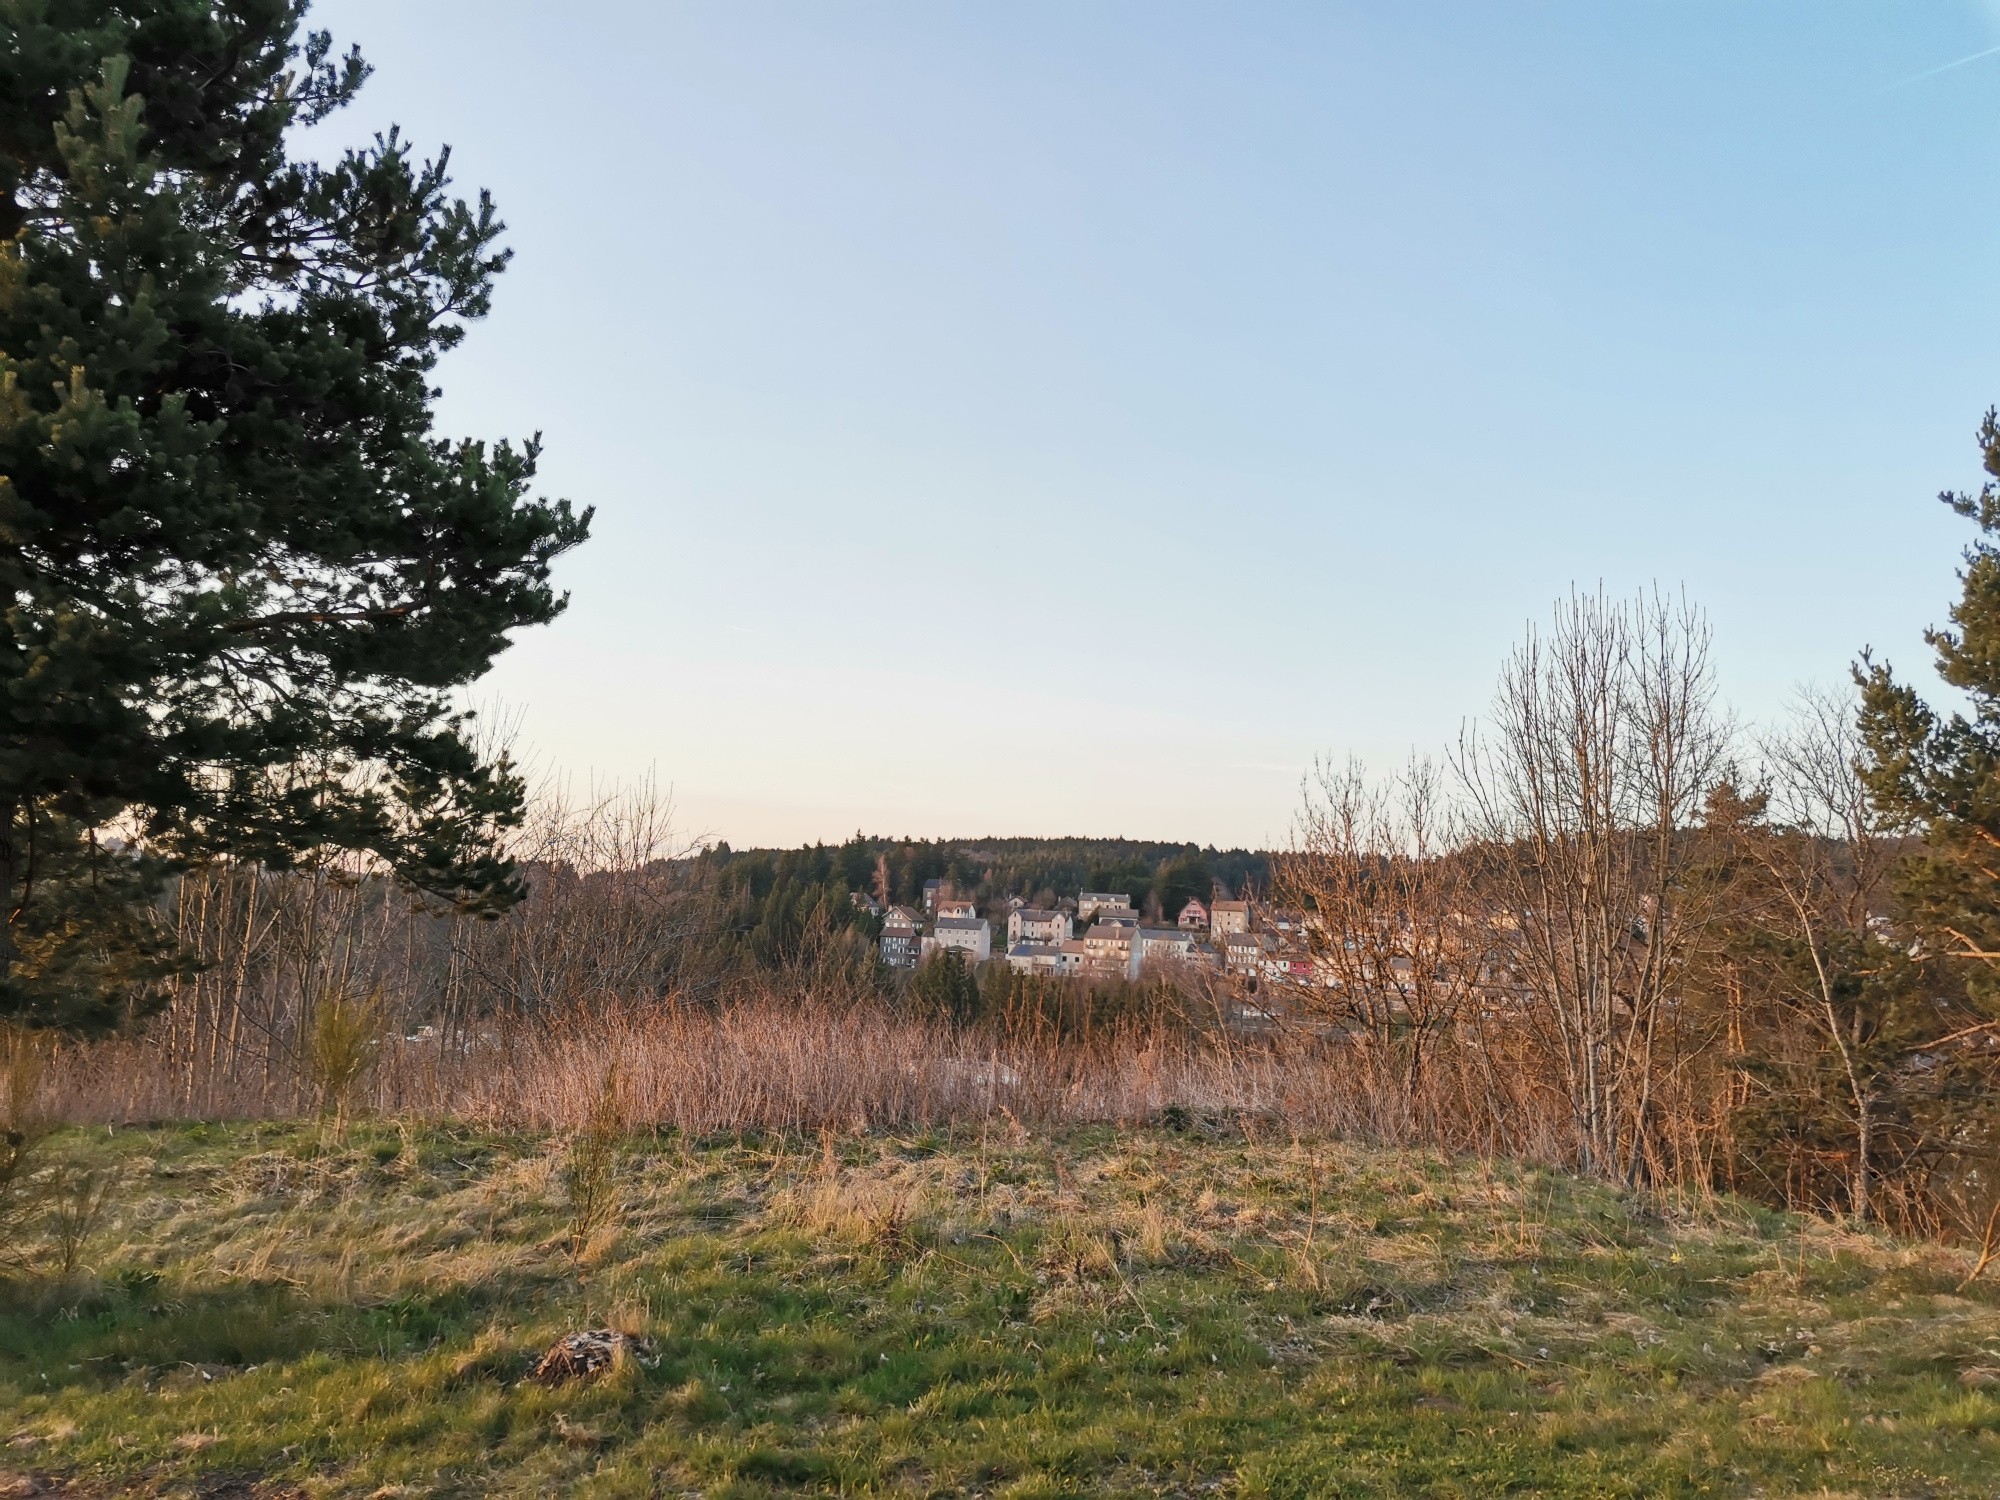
[{"left": 700, "top": 837, "right": 1267, "bottom": 925}]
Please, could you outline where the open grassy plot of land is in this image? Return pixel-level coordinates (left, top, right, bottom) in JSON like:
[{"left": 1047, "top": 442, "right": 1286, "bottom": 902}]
[{"left": 5, "top": 1122, "right": 2000, "bottom": 1498}]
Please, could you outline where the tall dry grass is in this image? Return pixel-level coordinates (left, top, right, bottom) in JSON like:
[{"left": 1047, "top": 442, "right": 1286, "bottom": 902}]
[{"left": 30, "top": 994, "right": 1575, "bottom": 1165}]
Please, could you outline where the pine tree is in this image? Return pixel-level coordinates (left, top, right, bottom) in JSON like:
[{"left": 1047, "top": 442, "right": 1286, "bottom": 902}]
[
  {"left": 910, "top": 949, "right": 978, "bottom": 1023},
  {"left": 0, "top": 3, "right": 590, "bottom": 1028},
  {"left": 1853, "top": 413, "right": 2000, "bottom": 1206},
  {"left": 1858, "top": 409, "right": 2000, "bottom": 1016}
]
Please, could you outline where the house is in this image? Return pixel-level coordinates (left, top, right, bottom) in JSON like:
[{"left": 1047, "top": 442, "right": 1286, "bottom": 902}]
[
  {"left": 880, "top": 923, "right": 922, "bottom": 970},
  {"left": 1081, "top": 923, "right": 1141, "bottom": 981},
  {"left": 1140, "top": 927, "right": 1195, "bottom": 965},
  {"left": 1006, "top": 942, "right": 1078, "bottom": 977},
  {"left": 921, "top": 878, "right": 949, "bottom": 915},
  {"left": 1091, "top": 905, "right": 1141, "bottom": 928},
  {"left": 937, "top": 898, "right": 978, "bottom": 921},
  {"left": 1077, "top": 892, "right": 1131, "bottom": 923},
  {"left": 924, "top": 915, "right": 991, "bottom": 963},
  {"left": 1007, "top": 907, "right": 1072, "bottom": 948},
  {"left": 884, "top": 904, "right": 923, "bottom": 930},
  {"left": 1262, "top": 953, "right": 1317, "bottom": 985},
  {"left": 850, "top": 890, "right": 884, "bottom": 918},
  {"left": 1177, "top": 898, "right": 1209, "bottom": 931},
  {"left": 1222, "top": 929, "right": 1272, "bottom": 972},
  {"left": 1210, "top": 900, "right": 1251, "bottom": 937}
]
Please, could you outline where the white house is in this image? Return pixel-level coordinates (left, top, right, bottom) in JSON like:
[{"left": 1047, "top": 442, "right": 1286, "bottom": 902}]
[
  {"left": 1008, "top": 907, "right": 1072, "bottom": 948},
  {"left": 937, "top": 898, "right": 978, "bottom": 921},
  {"left": 925, "top": 916, "right": 991, "bottom": 963},
  {"left": 1139, "top": 927, "right": 1195, "bottom": 965},
  {"left": 1006, "top": 941, "right": 1077, "bottom": 977},
  {"left": 1222, "top": 929, "right": 1272, "bottom": 972},
  {"left": 1177, "top": 898, "right": 1209, "bottom": 931},
  {"left": 880, "top": 923, "right": 922, "bottom": 969}
]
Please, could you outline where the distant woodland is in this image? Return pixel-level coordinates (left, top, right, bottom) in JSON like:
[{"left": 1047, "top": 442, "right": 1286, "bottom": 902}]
[{"left": 703, "top": 836, "right": 1266, "bottom": 931}]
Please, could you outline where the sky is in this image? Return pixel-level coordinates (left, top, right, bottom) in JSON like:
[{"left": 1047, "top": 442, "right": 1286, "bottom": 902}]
[{"left": 307, "top": 1, "right": 2000, "bottom": 850}]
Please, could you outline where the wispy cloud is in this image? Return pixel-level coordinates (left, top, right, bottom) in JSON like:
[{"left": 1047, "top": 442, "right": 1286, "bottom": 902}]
[{"left": 1878, "top": 41, "right": 2000, "bottom": 93}]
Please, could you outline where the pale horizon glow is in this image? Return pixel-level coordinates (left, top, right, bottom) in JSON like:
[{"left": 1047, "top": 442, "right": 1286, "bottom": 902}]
[{"left": 306, "top": 2, "right": 2000, "bottom": 850}]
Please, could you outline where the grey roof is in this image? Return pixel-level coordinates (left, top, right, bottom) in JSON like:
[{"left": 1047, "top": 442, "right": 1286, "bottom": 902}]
[{"left": 935, "top": 917, "right": 989, "bottom": 933}]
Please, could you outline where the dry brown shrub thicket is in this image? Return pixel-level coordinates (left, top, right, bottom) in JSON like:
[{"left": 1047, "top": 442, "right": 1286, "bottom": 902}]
[
  {"left": 1274, "top": 591, "right": 1999, "bottom": 1242},
  {"left": 25, "top": 595, "right": 2000, "bottom": 1248}
]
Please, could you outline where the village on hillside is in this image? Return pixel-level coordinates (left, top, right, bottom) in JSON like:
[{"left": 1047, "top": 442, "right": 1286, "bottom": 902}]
[{"left": 853, "top": 878, "right": 1318, "bottom": 986}]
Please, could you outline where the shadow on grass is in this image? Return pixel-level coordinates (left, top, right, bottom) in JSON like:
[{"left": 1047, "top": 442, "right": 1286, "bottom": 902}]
[{"left": 0, "top": 1274, "right": 516, "bottom": 1394}]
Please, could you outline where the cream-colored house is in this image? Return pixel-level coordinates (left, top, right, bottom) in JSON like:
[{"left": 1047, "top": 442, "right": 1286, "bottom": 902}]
[
  {"left": 1007, "top": 907, "right": 1072, "bottom": 948},
  {"left": 1082, "top": 923, "right": 1141, "bottom": 981},
  {"left": 1210, "top": 900, "right": 1251, "bottom": 937},
  {"left": 924, "top": 916, "right": 991, "bottom": 963},
  {"left": 1077, "top": 892, "right": 1132, "bottom": 923}
]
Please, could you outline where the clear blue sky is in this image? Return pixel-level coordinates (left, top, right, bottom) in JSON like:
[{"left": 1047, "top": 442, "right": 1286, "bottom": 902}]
[{"left": 311, "top": 1, "right": 2000, "bottom": 849}]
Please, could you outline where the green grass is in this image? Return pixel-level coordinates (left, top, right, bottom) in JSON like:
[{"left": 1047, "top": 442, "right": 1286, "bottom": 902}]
[{"left": 4, "top": 1118, "right": 2000, "bottom": 1497}]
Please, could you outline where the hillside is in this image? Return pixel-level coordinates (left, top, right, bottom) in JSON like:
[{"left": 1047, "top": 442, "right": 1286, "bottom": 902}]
[{"left": 4, "top": 1123, "right": 2000, "bottom": 1497}]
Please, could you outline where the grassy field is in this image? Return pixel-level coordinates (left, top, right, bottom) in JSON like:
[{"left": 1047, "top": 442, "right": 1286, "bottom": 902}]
[{"left": 3, "top": 1119, "right": 2000, "bottom": 1498}]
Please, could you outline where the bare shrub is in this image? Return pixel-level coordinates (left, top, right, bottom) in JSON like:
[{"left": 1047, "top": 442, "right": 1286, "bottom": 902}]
[
  {"left": 142, "top": 775, "right": 721, "bottom": 1119},
  {"left": 1275, "top": 756, "right": 1487, "bottom": 1139}
]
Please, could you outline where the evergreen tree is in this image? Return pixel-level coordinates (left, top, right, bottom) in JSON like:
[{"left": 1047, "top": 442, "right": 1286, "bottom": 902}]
[
  {"left": 0, "top": 3, "right": 590, "bottom": 1028},
  {"left": 1859, "top": 409, "right": 2000, "bottom": 1017},
  {"left": 1852, "top": 415, "right": 2000, "bottom": 1216},
  {"left": 909, "top": 948, "right": 978, "bottom": 1023}
]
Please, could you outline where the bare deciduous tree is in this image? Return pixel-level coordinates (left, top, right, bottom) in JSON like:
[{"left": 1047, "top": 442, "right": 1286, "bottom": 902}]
[
  {"left": 1457, "top": 589, "right": 1727, "bottom": 1183},
  {"left": 1736, "top": 687, "right": 1907, "bottom": 1222},
  {"left": 1276, "top": 757, "right": 1484, "bottom": 1130}
]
